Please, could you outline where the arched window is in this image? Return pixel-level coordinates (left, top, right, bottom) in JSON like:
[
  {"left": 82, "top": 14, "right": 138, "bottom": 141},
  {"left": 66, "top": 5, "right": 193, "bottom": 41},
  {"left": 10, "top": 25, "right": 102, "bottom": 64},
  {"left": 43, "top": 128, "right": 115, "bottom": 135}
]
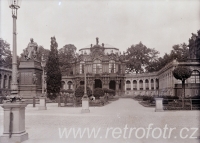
[
  {"left": 118, "top": 64, "right": 122, "bottom": 74},
  {"left": 133, "top": 80, "right": 137, "bottom": 90},
  {"left": 93, "top": 60, "right": 102, "bottom": 74},
  {"left": 189, "top": 70, "right": 200, "bottom": 83},
  {"left": 151, "top": 79, "right": 154, "bottom": 90},
  {"left": 109, "top": 60, "right": 115, "bottom": 73},
  {"left": 80, "top": 61, "right": 84, "bottom": 74},
  {"left": 61, "top": 81, "right": 65, "bottom": 89},
  {"left": 139, "top": 80, "right": 143, "bottom": 90},
  {"left": 9, "top": 76, "right": 11, "bottom": 89},
  {"left": 156, "top": 79, "right": 159, "bottom": 89},
  {"left": 67, "top": 81, "right": 72, "bottom": 89},
  {"left": 4, "top": 75, "right": 7, "bottom": 88},
  {"left": 145, "top": 79, "right": 149, "bottom": 90},
  {"left": 126, "top": 80, "right": 131, "bottom": 90}
]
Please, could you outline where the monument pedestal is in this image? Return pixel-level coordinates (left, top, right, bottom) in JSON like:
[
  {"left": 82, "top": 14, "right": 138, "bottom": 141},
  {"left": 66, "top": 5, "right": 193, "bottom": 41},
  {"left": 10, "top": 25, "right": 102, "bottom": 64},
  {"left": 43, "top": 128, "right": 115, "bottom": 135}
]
[
  {"left": 81, "top": 97, "right": 90, "bottom": 113},
  {"left": 0, "top": 102, "right": 28, "bottom": 143},
  {"left": 18, "top": 60, "right": 42, "bottom": 99},
  {"left": 38, "top": 97, "right": 47, "bottom": 110},
  {"left": 155, "top": 98, "right": 164, "bottom": 112}
]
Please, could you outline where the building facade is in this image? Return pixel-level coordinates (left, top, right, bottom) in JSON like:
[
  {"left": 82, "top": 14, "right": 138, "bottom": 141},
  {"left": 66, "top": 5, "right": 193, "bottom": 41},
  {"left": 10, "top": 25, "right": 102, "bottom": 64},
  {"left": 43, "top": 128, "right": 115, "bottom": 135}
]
[
  {"left": 125, "top": 60, "right": 200, "bottom": 97},
  {"left": 61, "top": 38, "right": 126, "bottom": 95},
  {"left": 1, "top": 33, "right": 200, "bottom": 97},
  {"left": 0, "top": 67, "right": 12, "bottom": 95}
]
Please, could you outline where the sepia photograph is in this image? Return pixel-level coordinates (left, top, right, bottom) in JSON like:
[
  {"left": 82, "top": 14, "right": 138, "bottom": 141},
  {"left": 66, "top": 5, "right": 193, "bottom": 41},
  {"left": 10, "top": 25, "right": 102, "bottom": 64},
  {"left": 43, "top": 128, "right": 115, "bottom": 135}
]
[{"left": 0, "top": 0, "right": 200, "bottom": 143}]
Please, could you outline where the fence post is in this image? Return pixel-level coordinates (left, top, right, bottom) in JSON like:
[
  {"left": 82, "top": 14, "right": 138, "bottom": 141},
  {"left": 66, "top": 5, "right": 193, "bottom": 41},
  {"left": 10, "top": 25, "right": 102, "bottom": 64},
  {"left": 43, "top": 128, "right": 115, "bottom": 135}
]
[
  {"left": 33, "top": 97, "right": 35, "bottom": 107},
  {"left": 190, "top": 98, "right": 192, "bottom": 110},
  {"left": 58, "top": 95, "right": 61, "bottom": 107}
]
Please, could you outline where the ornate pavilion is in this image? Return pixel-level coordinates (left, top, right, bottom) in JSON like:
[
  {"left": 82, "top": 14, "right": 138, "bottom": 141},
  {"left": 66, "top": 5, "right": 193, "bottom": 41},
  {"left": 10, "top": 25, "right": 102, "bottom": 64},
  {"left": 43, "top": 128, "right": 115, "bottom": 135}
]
[{"left": 61, "top": 38, "right": 126, "bottom": 95}]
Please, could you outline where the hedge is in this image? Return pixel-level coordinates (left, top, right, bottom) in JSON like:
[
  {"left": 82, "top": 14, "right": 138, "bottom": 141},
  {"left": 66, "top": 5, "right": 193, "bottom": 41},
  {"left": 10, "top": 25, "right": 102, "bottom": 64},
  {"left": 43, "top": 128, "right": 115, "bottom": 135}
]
[
  {"left": 103, "top": 88, "right": 115, "bottom": 96},
  {"left": 93, "top": 88, "right": 105, "bottom": 99},
  {"left": 60, "top": 89, "right": 74, "bottom": 94}
]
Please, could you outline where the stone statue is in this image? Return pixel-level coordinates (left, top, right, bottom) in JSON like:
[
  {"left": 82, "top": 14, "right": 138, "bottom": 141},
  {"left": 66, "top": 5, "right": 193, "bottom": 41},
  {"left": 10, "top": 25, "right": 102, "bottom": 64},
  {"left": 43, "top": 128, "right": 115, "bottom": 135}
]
[
  {"left": 96, "top": 37, "right": 99, "bottom": 45},
  {"left": 25, "top": 38, "right": 39, "bottom": 60},
  {"left": 33, "top": 73, "right": 37, "bottom": 84}
]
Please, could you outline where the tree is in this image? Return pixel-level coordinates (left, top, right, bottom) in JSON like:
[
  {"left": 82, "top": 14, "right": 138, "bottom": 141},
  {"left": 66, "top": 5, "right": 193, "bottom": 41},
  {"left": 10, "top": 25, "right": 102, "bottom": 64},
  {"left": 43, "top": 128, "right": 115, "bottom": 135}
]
[
  {"left": 145, "top": 43, "right": 189, "bottom": 72},
  {"left": 170, "top": 43, "right": 189, "bottom": 62},
  {"left": 126, "top": 42, "right": 159, "bottom": 73},
  {"left": 0, "top": 38, "right": 12, "bottom": 68},
  {"left": 75, "top": 85, "right": 92, "bottom": 98},
  {"left": 46, "top": 37, "right": 62, "bottom": 100},
  {"left": 172, "top": 66, "right": 192, "bottom": 106},
  {"left": 58, "top": 44, "right": 76, "bottom": 76}
]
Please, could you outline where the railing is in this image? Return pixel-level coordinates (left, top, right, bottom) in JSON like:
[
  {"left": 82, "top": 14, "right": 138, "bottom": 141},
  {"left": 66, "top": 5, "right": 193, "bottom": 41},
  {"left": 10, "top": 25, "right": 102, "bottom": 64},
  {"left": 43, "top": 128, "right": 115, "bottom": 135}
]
[
  {"left": 163, "top": 99, "right": 200, "bottom": 110},
  {"left": 0, "top": 89, "right": 11, "bottom": 95}
]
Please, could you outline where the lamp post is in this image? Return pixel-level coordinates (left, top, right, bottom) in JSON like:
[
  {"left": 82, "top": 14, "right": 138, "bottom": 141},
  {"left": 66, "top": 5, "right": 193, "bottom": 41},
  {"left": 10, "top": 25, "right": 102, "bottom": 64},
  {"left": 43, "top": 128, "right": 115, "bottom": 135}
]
[
  {"left": 0, "top": 1, "right": 29, "bottom": 142},
  {"left": 41, "top": 54, "right": 46, "bottom": 95},
  {"left": 83, "top": 61, "right": 87, "bottom": 98},
  {"left": 38, "top": 54, "right": 47, "bottom": 110},
  {"left": 9, "top": 0, "right": 21, "bottom": 97},
  {"left": 81, "top": 60, "right": 90, "bottom": 113}
]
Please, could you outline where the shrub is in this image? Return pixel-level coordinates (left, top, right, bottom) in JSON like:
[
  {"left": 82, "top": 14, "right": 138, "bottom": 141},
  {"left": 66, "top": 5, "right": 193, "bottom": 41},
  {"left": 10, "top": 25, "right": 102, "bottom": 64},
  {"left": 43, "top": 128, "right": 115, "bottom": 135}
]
[
  {"left": 103, "top": 88, "right": 115, "bottom": 96},
  {"left": 60, "top": 89, "right": 74, "bottom": 94},
  {"left": 93, "top": 88, "right": 105, "bottom": 99},
  {"left": 142, "top": 96, "right": 151, "bottom": 101},
  {"left": 75, "top": 85, "right": 92, "bottom": 98}
]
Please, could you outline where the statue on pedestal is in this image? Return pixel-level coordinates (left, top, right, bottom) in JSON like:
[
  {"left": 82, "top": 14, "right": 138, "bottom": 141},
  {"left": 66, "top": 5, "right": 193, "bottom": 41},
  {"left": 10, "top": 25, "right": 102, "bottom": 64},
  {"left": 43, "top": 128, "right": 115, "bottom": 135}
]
[{"left": 24, "top": 38, "right": 39, "bottom": 60}]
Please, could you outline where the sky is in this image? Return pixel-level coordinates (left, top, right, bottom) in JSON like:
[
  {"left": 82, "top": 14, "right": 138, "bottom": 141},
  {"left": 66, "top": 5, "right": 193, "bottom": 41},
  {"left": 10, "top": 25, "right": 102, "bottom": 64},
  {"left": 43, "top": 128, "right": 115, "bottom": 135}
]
[{"left": 1, "top": 0, "right": 200, "bottom": 56}]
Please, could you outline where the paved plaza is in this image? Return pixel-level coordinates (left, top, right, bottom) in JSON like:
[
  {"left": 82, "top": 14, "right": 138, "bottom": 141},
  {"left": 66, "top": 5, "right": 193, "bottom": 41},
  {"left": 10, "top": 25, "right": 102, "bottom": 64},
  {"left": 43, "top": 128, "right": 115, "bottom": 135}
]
[{"left": 0, "top": 98, "right": 199, "bottom": 143}]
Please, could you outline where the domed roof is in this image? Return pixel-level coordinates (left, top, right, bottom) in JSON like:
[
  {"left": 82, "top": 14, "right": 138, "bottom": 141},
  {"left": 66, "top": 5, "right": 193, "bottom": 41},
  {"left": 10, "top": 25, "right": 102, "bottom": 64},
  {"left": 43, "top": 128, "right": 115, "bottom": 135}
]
[{"left": 81, "top": 44, "right": 117, "bottom": 49}]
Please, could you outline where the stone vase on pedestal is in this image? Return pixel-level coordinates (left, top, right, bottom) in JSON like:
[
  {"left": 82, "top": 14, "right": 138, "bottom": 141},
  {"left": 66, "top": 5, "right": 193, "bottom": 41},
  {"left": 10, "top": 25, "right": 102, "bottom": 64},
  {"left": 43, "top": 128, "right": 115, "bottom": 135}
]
[
  {"left": 155, "top": 98, "right": 164, "bottom": 112},
  {"left": 0, "top": 102, "right": 28, "bottom": 143}
]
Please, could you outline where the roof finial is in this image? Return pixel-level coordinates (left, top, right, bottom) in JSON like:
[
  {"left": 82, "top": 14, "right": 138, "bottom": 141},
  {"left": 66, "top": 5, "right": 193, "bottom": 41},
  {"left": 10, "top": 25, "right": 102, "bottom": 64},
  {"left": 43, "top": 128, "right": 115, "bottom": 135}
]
[{"left": 96, "top": 37, "right": 99, "bottom": 45}]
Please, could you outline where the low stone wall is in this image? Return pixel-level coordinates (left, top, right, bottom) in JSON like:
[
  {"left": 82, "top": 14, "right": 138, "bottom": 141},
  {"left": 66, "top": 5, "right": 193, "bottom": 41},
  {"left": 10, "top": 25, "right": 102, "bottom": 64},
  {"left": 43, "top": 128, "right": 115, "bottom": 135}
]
[{"left": 124, "top": 90, "right": 158, "bottom": 96}]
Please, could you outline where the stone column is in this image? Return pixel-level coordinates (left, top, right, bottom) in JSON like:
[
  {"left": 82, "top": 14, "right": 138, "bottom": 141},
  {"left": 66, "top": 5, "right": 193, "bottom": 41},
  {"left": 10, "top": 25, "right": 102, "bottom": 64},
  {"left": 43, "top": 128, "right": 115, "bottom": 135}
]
[
  {"left": 116, "top": 80, "right": 119, "bottom": 96},
  {"left": 137, "top": 80, "right": 139, "bottom": 90},
  {"left": 143, "top": 79, "right": 145, "bottom": 90},
  {"left": 149, "top": 79, "right": 151, "bottom": 90},
  {"left": 5, "top": 76, "right": 9, "bottom": 89},
  {"left": 1, "top": 74, "right": 4, "bottom": 88},
  {"left": 130, "top": 80, "right": 133, "bottom": 91},
  {"left": 124, "top": 80, "right": 126, "bottom": 91},
  {"left": 154, "top": 79, "right": 156, "bottom": 91},
  {"left": 166, "top": 74, "right": 168, "bottom": 88}
]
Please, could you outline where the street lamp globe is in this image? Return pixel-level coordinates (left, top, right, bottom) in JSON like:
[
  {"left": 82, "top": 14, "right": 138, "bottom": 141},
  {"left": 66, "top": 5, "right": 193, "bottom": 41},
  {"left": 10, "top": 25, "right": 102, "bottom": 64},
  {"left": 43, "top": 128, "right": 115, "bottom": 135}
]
[
  {"left": 8, "top": 0, "right": 21, "bottom": 8},
  {"left": 41, "top": 54, "right": 46, "bottom": 95}
]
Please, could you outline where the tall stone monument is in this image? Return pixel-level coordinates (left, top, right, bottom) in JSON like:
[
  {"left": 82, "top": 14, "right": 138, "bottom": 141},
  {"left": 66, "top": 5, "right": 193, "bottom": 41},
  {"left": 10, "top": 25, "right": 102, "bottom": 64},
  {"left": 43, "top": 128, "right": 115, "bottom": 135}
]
[{"left": 18, "top": 38, "right": 42, "bottom": 100}]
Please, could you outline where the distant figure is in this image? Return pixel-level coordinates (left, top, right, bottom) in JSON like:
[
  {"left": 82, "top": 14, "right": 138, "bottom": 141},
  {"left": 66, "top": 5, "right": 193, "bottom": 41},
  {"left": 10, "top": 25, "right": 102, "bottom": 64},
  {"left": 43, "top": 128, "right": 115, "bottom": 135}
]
[{"left": 90, "top": 96, "right": 95, "bottom": 101}]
